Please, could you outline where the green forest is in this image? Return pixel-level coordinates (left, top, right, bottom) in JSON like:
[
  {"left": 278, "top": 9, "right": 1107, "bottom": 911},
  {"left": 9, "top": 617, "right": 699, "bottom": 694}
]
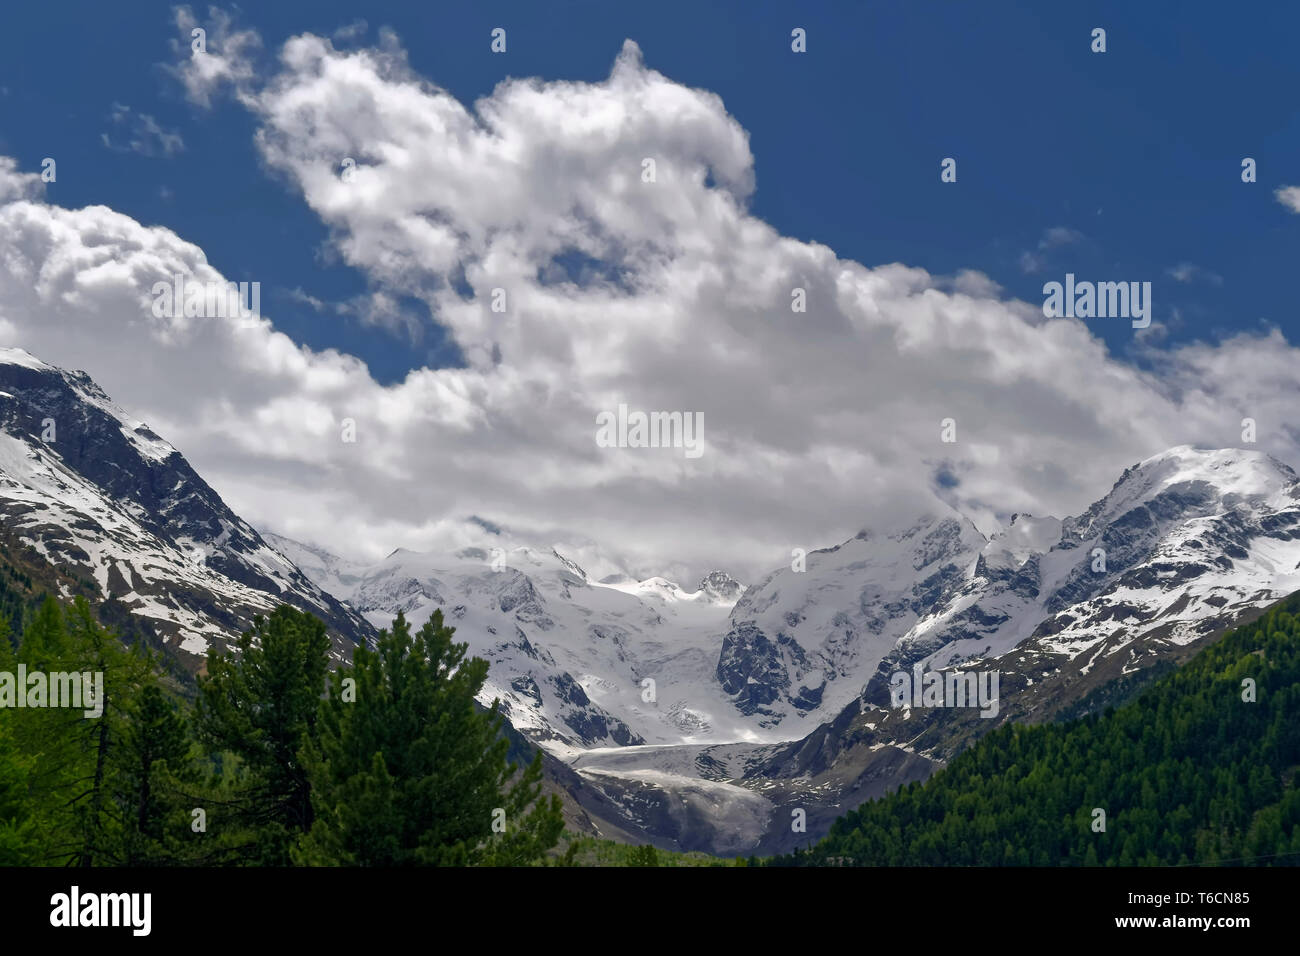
[
  {"left": 771, "top": 592, "right": 1300, "bottom": 866},
  {"left": 0, "top": 594, "right": 564, "bottom": 866}
]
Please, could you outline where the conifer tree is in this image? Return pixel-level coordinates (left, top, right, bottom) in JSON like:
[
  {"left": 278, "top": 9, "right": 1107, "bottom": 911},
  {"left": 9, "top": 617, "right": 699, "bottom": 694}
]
[
  {"left": 297, "top": 609, "right": 563, "bottom": 866},
  {"left": 62, "top": 597, "right": 156, "bottom": 866},
  {"left": 0, "top": 620, "right": 38, "bottom": 863},
  {"left": 107, "top": 683, "right": 197, "bottom": 865},
  {"left": 196, "top": 606, "right": 330, "bottom": 865},
  {"left": 3, "top": 597, "right": 155, "bottom": 865}
]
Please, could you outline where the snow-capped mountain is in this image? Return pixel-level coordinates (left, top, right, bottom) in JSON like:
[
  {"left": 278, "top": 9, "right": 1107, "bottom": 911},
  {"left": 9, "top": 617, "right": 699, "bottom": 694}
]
[
  {"left": 6, "top": 345, "right": 1300, "bottom": 854},
  {"left": 274, "top": 443, "right": 1300, "bottom": 772},
  {"left": 717, "top": 446, "right": 1300, "bottom": 736},
  {"left": 0, "top": 348, "right": 374, "bottom": 665},
  {"left": 491, "top": 445, "right": 1300, "bottom": 854},
  {"left": 859, "top": 445, "right": 1300, "bottom": 702},
  {"left": 715, "top": 445, "right": 1300, "bottom": 854},
  {"left": 716, "top": 511, "right": 987, "bottom": 726},
  {"left": 267, "top": 533, "right": 752, "bottom": 749}
]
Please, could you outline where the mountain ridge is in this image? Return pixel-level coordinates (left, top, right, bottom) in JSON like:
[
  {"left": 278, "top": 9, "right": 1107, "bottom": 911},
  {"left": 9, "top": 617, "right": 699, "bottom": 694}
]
[{"left": 0, "top": 347, "right": 375, "bottom": 668}]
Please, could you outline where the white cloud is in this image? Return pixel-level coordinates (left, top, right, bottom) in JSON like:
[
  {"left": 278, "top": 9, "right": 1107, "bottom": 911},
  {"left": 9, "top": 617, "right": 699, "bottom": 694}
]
[
  {"left": 166, "top": 5, "right": 262, "bottom": 107},
  {"left": 0, "top": 157, "right": 42, "bottom": 203},
  {"left": 2, "top": 29, "right": 1298, "bottom": 587},
  {"left": 1275, "top": 185, "right": 1300, "bottom": 214}
]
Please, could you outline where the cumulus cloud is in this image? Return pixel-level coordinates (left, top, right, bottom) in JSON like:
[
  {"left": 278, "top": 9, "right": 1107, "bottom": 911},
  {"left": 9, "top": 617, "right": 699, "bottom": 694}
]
[
  {"left": 1, "top": 28, "right": 1298, "bottom": 587},
  {"left": 0, "top": 157, "right": 43, "bottom": 203}
]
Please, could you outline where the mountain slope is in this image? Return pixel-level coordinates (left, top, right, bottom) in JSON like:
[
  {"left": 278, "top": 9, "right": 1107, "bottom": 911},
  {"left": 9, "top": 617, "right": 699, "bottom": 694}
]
[
  {"left": 738, "top": 446, "right": 1300, "bottom": 852},
  {"left": 851, "top": 446, "right": 1300, "bottom": 745},
  {"left": 268, "top": 535, "right": 753, "bottom": 749},
  {"left": 776, "top": 587, "right": 1300, "bottom": 866},
  {"left": 722, "top": 447, "right": 1300, "bottom": 740},
  {"left": 716, "top": 511, "right": 987, "bottom": 727},
  {"left": 274, "top": 445, "right": 1300, "bottom": 853},
  {"left": 0, "top": 348, "right": 375, "bottom": 668}
]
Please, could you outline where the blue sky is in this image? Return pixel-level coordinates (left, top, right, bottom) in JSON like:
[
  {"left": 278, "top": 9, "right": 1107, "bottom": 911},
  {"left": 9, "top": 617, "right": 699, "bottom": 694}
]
[{"left": 3, "top": 0, "right": 1296, "bottom": 385}]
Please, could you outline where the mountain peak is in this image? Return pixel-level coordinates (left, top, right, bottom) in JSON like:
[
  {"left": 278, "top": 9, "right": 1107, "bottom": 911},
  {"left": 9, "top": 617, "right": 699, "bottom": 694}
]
[
  {"left": 1115, "top": 445, "right": 1298, "bottom": 504},
  {"left": 1138, "top": 443, "right": 1280, "bottom": 466},
  {"left": 0, "top": 352, "right": 374, "bottom": 661},
  {"left": 0, "top": 346, "right": 51, "bottom": 371},
  {"left": 0, "top": 348, "right": 179, "bottom": 464},
  {"left": 1056, "top": 445, "right": 1300, "bottom": 552},
  {"left": 698, "top": 569, "right": 743, "bottom": 603}
]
